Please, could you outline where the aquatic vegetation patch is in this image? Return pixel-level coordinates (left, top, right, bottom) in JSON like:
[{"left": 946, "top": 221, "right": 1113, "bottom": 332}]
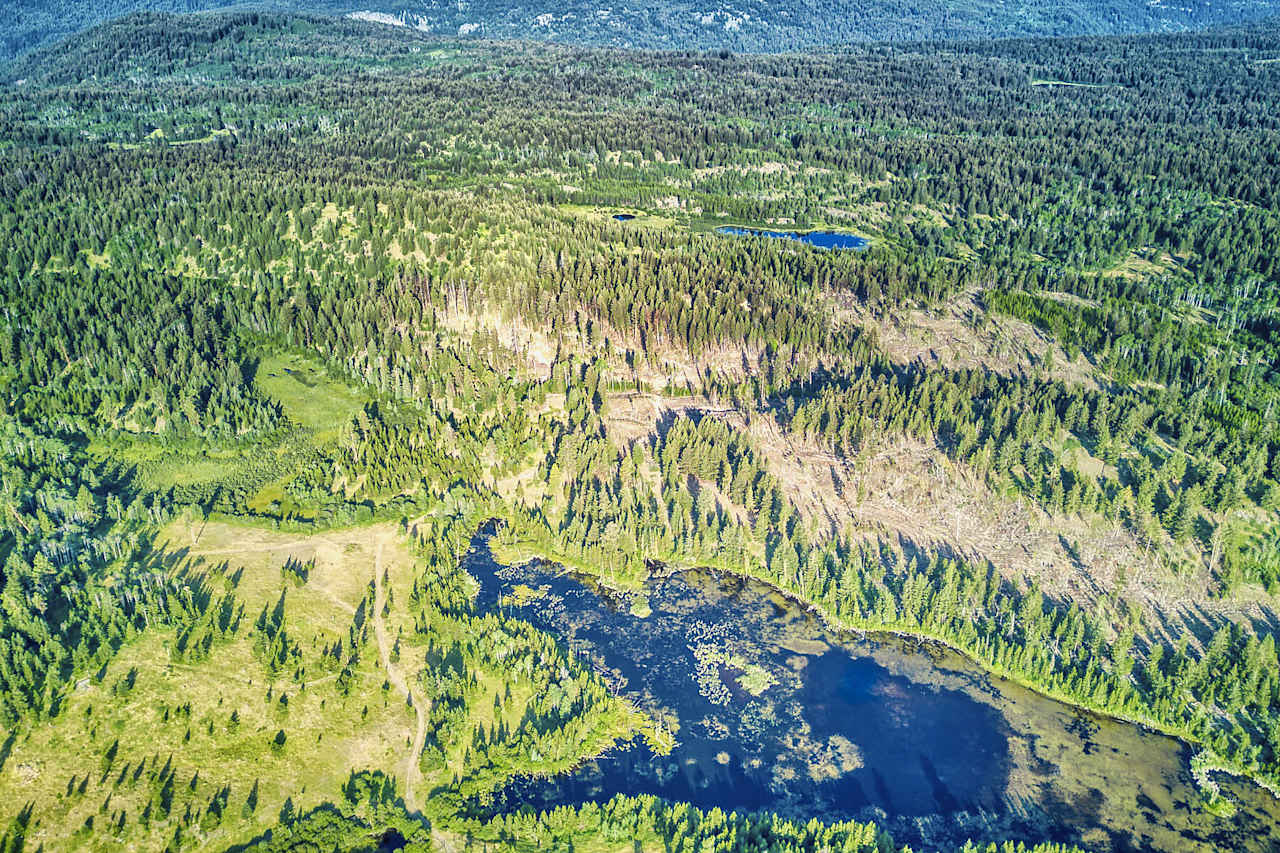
[
  {"left": 688, "top": 620, "right": 777, "bottom": 700},
  {"left": 690, "top": 644, "right": 776, "bottom": 699},
  {"left": 690, "top": 643, "right": 733, "bottom": 705},
  {"left": 734, "top": 659, "right": 777, "bottom": 696},
  {"left": 806, "top": 735, "right": 865, "bottom": 781},
  {"left": 502, "top": 583, "right": 548, "bottom": 607}
]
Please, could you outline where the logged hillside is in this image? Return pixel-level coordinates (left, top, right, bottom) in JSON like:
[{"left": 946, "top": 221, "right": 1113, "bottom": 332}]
[
  {"left": 5, "top": 0, "right": 1280, "bottom": 60},
  {"left": 3, "top": 11, "right": 1280, "bottom": 852}
]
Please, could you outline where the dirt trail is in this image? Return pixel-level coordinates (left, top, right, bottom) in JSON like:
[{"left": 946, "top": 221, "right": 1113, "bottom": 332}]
[{"left": 371, "top": 536, "right": 427, "bottom": 808}]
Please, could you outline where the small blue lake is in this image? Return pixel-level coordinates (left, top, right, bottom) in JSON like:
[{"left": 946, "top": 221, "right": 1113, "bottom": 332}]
[{"left": 717, "top": 226, "right": 869, "bottom": 250}]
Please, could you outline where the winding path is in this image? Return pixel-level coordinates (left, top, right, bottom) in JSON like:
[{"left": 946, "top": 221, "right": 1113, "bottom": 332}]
[{"left": 371, "top": 537, "right": 428, "bottom": 808}]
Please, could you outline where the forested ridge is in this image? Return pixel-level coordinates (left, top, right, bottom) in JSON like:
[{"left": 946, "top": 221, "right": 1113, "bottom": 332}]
[
  {"left": 2, "top": 10, "right": 1280, "bottom": 852},
  {"left": 6, "top": 0, "right": 1280, "bottom": 62}
]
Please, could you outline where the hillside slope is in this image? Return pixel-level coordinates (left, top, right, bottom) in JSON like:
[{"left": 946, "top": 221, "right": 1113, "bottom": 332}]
[{"left": 6, "top": 0, "right": 1280, "bottom": 60}]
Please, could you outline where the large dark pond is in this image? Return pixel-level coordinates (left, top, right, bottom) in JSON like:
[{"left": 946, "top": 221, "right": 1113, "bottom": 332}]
[
  {"left": 464, "top": 536, "right": 1280, "bottom": 852},
  {"left": 716, "top": 226, "right": 869, "bottom": 250}
]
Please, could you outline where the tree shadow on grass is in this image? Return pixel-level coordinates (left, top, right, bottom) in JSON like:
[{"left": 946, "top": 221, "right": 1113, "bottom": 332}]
[{"left": 222, "top": 772, "right": 429, "bottom": 853}]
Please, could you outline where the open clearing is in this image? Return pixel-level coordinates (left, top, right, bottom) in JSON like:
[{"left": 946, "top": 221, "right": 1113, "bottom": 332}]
[
  {"left": 255, "top": 351, "right": 370, "bottom": 439},
  {"left": 0, "top": 519, "right": 422, "bottom": 852}
]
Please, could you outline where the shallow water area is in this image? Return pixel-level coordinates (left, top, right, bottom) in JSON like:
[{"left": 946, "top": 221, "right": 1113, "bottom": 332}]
[
  {"left": 716, "top": 225, "right": 869, "bottom": 250},
  {"left": 465, "top": 537, "right": 1280, "bottom": 852}
]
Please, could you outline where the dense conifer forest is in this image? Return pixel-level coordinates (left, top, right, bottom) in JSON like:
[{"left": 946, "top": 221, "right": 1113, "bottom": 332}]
[{"left": 2, "top": 9, "right": 1280, "bottom": 852}]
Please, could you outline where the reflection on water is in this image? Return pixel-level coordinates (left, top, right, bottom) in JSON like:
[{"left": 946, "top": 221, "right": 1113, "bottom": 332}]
[{"left": 464, "top": 536, "right": 1280, "bottom": 852}]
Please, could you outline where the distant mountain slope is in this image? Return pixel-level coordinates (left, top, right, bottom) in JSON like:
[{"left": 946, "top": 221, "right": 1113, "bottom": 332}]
[
  {"left": 5, "top": 0, "right": 1280, "bottom": 60},
  {"left": 3, "top": 1, "right": 332, "bottom": 60},
  {"left": 361, "top": 0, "right": 1280, "bottom": 51},
  {"left": 1, "top": 10, "right": 431, "bottom": 84}
]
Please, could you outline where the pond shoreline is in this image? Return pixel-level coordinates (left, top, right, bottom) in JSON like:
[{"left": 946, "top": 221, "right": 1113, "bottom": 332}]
[
  {"left": 468, "top": 531, "right": 1280, "bottom": 851},
  {"left": 645, "top": 555, "right": 1280, "bottom": 803},
  {"left": 492, "top": 531, "right": 1278, "bottom": 805}
]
